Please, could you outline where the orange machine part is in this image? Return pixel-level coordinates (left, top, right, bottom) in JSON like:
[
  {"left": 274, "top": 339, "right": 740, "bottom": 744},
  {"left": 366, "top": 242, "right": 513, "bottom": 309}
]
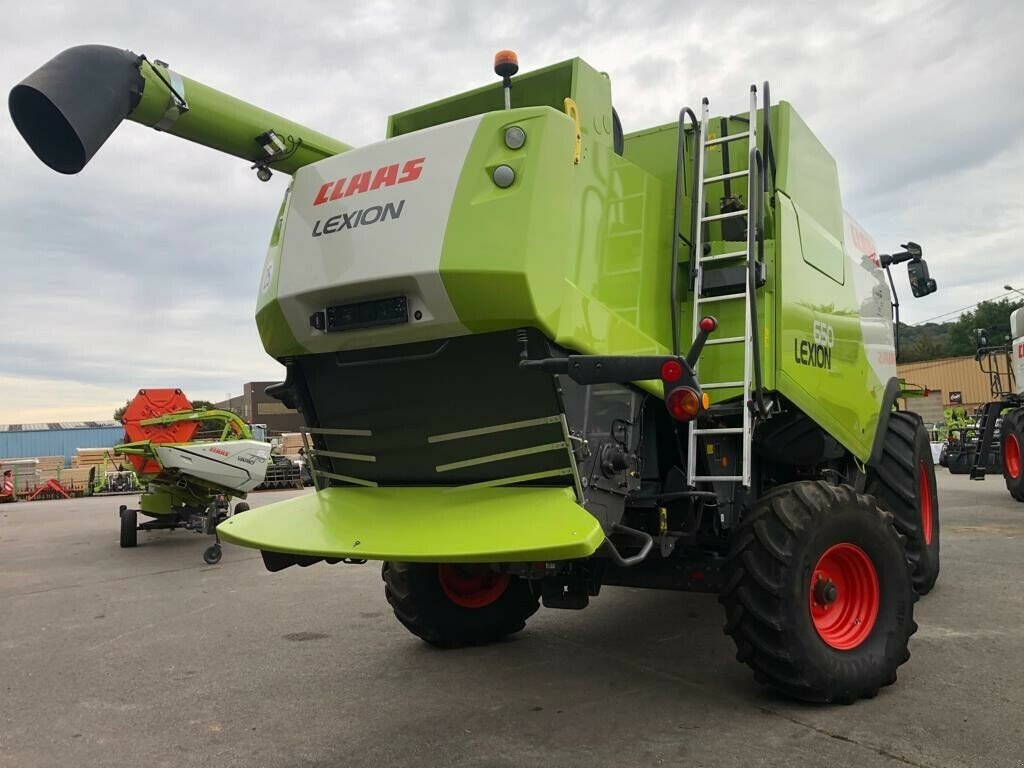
[{"left": 121, "top": 389, "right": 198, "bottom": 475}]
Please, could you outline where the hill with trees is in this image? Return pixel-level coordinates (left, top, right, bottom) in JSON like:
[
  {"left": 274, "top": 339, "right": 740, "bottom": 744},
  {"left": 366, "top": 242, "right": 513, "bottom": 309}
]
[{"left": 898, "top": 297, "right": 1022, "bottom": 363}]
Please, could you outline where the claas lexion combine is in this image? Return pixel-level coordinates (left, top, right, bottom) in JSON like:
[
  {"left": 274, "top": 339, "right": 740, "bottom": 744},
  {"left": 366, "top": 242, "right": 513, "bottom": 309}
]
[
  {"left": 942, "top": 309, "right": 1024, "bottom": 499},
  {"left": 12, "top": 45, "right": 942, "bottom": 703}
]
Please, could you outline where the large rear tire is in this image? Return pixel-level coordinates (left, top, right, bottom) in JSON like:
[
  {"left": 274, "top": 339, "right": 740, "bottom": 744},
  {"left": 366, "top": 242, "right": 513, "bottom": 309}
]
[
  {"left": 383, "top": 562, "right": 540, "bottom": 648},
  {"left": 866, "top": 411, "right": 940, "bottom": 594},
  {"left": 1001, "top": 408, "right": 1024, "bottom": 502},
  {"left": 721, "top": 481, "right": 916, "bottom": 704}
]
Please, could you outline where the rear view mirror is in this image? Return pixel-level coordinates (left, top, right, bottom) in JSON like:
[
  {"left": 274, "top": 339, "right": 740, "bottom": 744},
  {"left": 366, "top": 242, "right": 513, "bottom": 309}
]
[
  {"left": 908, "top": 259, "right": 937, "bottom": 297},
  {"left": 901, "top": 241, "right": 922, "bottom": 259}
]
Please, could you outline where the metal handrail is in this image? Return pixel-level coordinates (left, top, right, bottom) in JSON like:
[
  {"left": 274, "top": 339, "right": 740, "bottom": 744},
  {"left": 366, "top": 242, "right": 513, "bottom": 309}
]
[
  {"left": 670, "top": 106, "right": 701, "bottom": 357},
  {"left": 747, "top": 147, "right": 768, "bottom": 419}
]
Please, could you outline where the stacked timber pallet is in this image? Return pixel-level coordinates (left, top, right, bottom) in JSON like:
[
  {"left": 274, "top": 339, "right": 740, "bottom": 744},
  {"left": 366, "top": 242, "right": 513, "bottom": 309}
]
[
  {"left": 0, "top": 458, "right": 40, "bottom": 493},
  {"left": 73, "top": 448, "right": 132, "bottom": 472},
  {"left": 55, "top": 467, "right": 94, "bottom": 493},
  {"left": 34, "top": 456, "right": 68, "bottom": 484},
  {"left": 279, "top": 432, "right": 305, "bottom": 460},
  {"left": 0, "top": 454, "right": 120, "bottom": 497}
]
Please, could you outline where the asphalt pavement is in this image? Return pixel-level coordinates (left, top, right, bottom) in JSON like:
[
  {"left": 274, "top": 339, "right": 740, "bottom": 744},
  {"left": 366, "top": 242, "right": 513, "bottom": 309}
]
[{"left": 1, "top": 471, "right": 1021, "bottom": 768}]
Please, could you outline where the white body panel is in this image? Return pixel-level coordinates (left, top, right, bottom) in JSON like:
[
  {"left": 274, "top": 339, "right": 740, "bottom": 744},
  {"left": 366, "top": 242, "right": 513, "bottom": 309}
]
[
  {"left": 154, "top": 440, "right": 271, "bottom": 493},
  {"left": 843, "top": 211, "right": 897, "bottom": 385},
  {"left": 270, "top": 115, "right": 483, "bottom": 352},
  {"left": 1012, "top": 308, "right": 1024, "bottom": 396}
]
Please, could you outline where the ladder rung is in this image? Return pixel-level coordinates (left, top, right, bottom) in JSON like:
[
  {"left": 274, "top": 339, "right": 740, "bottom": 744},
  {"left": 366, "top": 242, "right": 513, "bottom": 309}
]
[
  {"left": 705, "top": 336, "right": 745, "bottom": 346},
  {"left": 692, "top": 427, "right": 744, "bottom": 435},
  {"left": 704, "top": 170, "right": 749, "bottom": 184},
  {"left": 702, "top": 209, "right": 748, "bottom": 223},
  {"left": 705, "top": 131, "right": 750, "bottom": 146},
  {"left": 698, "top": 292, "right": 745, "bottom": 303},
  {"left": 691, "top": 475, "right": 743, "bottom": 482},
  {"left": 701, "top": 381, "right": 744, "bottom": 389},
  {"left": 700, "top": 250, "right": 747, "bottom": 263}
]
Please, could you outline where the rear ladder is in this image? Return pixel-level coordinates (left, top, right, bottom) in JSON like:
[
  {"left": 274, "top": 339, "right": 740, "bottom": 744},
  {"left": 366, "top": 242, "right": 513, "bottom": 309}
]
[{"left": 685, "top": 86, "right": 762, "bottom": 487}]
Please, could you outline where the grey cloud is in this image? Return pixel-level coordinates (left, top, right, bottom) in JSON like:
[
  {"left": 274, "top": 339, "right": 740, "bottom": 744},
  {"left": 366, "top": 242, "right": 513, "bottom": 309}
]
[{"left": 1, "top": 0, "right": 1022, "bottom": 420}]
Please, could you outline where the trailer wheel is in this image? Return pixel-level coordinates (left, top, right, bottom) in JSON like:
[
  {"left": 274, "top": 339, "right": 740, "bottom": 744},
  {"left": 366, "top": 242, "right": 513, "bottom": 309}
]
[
  {"left": 233, "top": 502, "right": 250, "bottom": 515},
  {"left": 721, "top": 481, "right": 916, "bottom": 704},
  {"left": 383, "top": 562, "right": 540, "bottom": 648},
  {"left": 119, "top": 507, "right": 137, "bottom": 548},
  {"left": 866, "top": 411, "right": 940, "bottom": 594},
  {"left": 1001, "top": 409, "right": 1024, "bottom": 502}
]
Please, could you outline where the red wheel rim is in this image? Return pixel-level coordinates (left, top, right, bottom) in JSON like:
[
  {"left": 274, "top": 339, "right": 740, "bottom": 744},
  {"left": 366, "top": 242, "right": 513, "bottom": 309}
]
[
  {"left": 437, "top": 565, "right": 509, "bottom": 608},
  {"left": 809, "top": 543, "right": 880, "bottom": 650},
  {"left": 1006, "top": 433, "right": 1022, "bottom": 480},
  {"left": 919, "top": 460, "right": 934, "bottom": 546}
]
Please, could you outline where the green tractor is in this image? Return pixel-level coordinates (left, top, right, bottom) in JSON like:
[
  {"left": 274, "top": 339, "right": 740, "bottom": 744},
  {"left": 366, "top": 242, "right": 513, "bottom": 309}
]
[{"left": 11, "top": 46, "right": 941, "bottom": 703}]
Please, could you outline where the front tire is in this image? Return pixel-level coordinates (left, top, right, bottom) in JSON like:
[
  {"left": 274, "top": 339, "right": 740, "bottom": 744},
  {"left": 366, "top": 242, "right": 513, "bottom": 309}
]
[
  {"left": 119, "top": 507, "right": 137, "bottom": 548},
  {"left": 866, "top": 411, "right": 940, "bottom": 594},
  {"left": 383, "top": 562, "right": 540, "bottom": 648},
  {"left": 1000, "top": 409, "right": 1024, "bottom": 501},
  {"left": 721, "top": 481, "right": 916, "bottom": 704}
]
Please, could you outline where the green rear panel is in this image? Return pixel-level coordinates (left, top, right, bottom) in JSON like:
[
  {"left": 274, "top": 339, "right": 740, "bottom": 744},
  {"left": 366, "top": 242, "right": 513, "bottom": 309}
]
[{"left": 439, "top": 109, "right": 671, "bottom": 373}]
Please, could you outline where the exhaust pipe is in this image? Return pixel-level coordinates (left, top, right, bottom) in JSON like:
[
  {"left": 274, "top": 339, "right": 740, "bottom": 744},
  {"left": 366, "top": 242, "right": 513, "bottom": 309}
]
[{"left": 10, "top": 45, "right": 351, "bottom": 176}]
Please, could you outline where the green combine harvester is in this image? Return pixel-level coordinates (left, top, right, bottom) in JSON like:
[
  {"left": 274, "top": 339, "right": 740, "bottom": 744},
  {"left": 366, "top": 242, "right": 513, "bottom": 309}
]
[{"left": 11, "top": 46, "right": 941, "bottom": 703}]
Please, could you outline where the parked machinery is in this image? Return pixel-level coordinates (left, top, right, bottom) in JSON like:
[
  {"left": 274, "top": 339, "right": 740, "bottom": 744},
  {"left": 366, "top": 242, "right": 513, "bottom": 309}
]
[
  {"left": 12, "top": 47, "right": 942, "bottom": 702},
  {"left": 114, "top": 389, "right": 271, "bottom": 563},
  {"left": 943, "top": 310, "right": 1024, "bottom": 499}
]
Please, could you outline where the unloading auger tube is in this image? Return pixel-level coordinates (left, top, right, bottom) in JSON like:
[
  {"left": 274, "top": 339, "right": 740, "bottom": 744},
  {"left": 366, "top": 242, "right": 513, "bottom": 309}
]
[{"left": 9, "top": 45, "right": 351, "bottom": 178}]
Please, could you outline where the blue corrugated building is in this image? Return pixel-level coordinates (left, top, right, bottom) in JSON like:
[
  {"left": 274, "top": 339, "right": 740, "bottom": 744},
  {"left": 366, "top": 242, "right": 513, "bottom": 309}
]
[{"left": 0, "top": 421, "right": 125, "bottom": 464}]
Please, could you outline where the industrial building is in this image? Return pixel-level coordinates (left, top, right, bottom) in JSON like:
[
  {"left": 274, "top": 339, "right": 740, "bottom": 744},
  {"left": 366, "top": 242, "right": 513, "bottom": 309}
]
[
  {"left": 0, "top": 421, "right": 125, "bottom": 463},
  {"left": 897, "top": 354, "right": 1008, "bottom": 424},
  {"left": 216, "top": 382, "right": 304, "bottom": 436}
]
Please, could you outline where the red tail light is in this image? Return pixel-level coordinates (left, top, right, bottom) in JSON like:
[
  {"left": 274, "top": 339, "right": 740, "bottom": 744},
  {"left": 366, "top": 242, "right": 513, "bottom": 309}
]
[
  {"left": 660, "top": 359, "right": 683, "bottom": 382},
  {"left": 666, "top": 387, "right": 701, "bottom": 421}
]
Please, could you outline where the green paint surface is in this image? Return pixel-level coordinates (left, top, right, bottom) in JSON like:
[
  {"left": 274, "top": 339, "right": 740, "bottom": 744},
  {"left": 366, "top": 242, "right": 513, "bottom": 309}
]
[
  {"left": 131, "top": 61, "right": 350, "bottom": 173},
  {"left": 218, "top": 485, "right": 605, "bottom": 562}
]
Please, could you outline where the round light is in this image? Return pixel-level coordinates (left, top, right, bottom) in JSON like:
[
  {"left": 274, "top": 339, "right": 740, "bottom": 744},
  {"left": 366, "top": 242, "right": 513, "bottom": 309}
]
[
  {"left": 504, "top": 126, "right": 527, "bottom": 149},
  {"left": 666, "top": 387, "right": 701, "bottom": 421},
  {"left": 492, "top": 165, "right": 515, "bottom": 188},
  {"left": 699, "top": 316, "right": 717, "bottom": 333},
  {"left": 660, "top": 360, "right": 683, "bottom": 382}
]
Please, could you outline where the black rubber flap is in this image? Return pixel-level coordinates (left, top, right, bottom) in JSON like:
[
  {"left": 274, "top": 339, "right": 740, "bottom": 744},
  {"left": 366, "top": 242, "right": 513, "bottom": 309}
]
[{"left": 9, "top": 45, "right": 144, "bottom": 174}]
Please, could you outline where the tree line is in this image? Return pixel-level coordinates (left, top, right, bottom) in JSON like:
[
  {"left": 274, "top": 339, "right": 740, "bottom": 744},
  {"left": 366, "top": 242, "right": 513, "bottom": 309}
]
[{"left": 898, "top": 297, "right": 1023, "bottom": 363}]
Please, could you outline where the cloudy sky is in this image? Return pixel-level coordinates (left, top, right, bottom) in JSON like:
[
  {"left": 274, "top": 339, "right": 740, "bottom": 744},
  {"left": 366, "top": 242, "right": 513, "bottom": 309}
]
[{"left": 1, "top": 0, "right": 1021, "bottom": 423}]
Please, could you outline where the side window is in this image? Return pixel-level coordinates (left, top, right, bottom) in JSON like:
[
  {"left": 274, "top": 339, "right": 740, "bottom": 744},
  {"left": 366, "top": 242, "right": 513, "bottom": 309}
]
[{"left": 794, "top": 202, "right": 845, "bottom": 284}]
